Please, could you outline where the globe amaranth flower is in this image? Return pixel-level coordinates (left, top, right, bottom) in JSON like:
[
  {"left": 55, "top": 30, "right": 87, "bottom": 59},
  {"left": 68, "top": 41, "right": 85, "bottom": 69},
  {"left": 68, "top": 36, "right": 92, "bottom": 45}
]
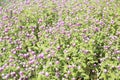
[
  {"left": 39, "top": 71, "right": 45, "bottom": 75},
  {"left": 19, "top": 71, "right": 24, "bottom": 76},
  {"left": 0, "top": 67, "right": 4, "bottom": 72},
  {"left": 117, "top": 66, "right": 120, "bottom": 70},
  {"left": 25, "top": 0, "right": 30, "bottom": 4},
  {"left": 38, "top": 18, "right": 42, "bottom": 24},
  {"left": 0, "top": 7, "right": 2, "bottom": 11},
  {"left": 38, "top": 53, "right": 44, "bottom": 59},
  {"left": 104, "top": 69, "right": 108, "bottom": 73},
  {"left": 2, "top": 15, "right": 8, "bottom": 20},
  {"left": 10, "top": 72, "right": 16, "bottom": 77},
  {"left": 28, "top": 59, "right": 34, "bottom": 65},
  {"left": 55, "top": 61, "right": 60, "bottom": 64},
  {"left": 45, "top": 72, "right": 49, "bottom": 77}
]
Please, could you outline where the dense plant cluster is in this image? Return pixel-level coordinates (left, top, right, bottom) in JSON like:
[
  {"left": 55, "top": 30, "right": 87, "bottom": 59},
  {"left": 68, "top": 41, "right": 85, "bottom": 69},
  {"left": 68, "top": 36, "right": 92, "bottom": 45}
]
[{"left": 0, "top": 0, "right": 120, "bottom": 80}]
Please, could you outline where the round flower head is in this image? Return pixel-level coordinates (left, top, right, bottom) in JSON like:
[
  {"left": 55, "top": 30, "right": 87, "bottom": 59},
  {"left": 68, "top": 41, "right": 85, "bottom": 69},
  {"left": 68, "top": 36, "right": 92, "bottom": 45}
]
[{"left": 38, "top": 53, "right": 44, "bottom": 59}]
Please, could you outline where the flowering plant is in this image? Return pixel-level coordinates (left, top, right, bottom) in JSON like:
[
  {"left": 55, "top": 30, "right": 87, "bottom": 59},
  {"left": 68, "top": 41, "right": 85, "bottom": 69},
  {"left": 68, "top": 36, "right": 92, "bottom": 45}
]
[{"left": 0, "top": 0, "right": 120, "bottom": 80}]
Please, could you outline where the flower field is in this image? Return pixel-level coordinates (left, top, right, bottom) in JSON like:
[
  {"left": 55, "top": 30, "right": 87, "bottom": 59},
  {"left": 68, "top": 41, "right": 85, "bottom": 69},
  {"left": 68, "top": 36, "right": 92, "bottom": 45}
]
[{"left": 0, "top": 0, "right": 120, "bottom": 80}]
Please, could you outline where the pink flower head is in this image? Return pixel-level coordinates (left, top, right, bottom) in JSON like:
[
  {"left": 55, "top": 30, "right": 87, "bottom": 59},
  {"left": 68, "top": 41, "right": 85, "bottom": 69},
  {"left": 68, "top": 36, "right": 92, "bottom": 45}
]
[
  {"left": 117, "top": 66, "right": 120, "bottom": 70},
  {"left": 55, "top": 61, "right": 60, "bottom": 64},
  {"left": 104, "top": 69, "right": 108, "bottom": 73},
  {"left": 10, "top": 72, "right": 16, "bottom": 77},
  {"left": 0, "top": 7, "right": 2, "bottom": 11},
  {"left": 25, "top": 0, "right": 30, "bottom": 4},
  {"left": 23, "top": 54, "right": 29, "bottom": 58},
  {"left": 29, "top": 60, "right": 34, "bottom": 64},
  {"left": 38, "top": 53, "right": 44, "bottom": 59},
  {"left": 72, "top": 78, "right": 76, "bottom": 80},
  {"left": 0, "top": 7, "right": 2, "bottom": 14},
  {"left": 31, "top": 51, "right": 35, "bottom": 55},
  {"left": 75, "top": 23, "right": 82, "bottom": 26},
  {"left": 45, "top": 72, "right": 49, "bottom": 77},
  {"left": 2, "top": 16, "right": 8, "bottom": 20},
  {"left": 11, "top": 49, "right": 16, "bottom": 54},
  {"left": 117, "top": 57, "right": 120, "bottom": 61},
  {"left": 4, "top": 28, "right": 10, "bottom": 33},
  {"left": 0, "top": 67, "right": 4, "bottom": 72},
  {"left": 83, "top": 50, "right": 89, "bottom": 54},
  {"left": 19, "top": 71, "right": 24, "bottom": 76},
  {"left": 39, "top": 71, "right": 44, "bottom": 75},
  {"left": 38, "top": 19, "right": 42, "bottom": 24}
]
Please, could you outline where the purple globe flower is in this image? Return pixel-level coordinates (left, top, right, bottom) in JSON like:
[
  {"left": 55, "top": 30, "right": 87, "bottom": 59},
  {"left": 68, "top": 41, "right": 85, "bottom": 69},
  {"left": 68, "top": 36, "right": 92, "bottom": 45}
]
[
  {"left": 117, "top": 66, "right": 120, "bottom": 70},
  {"left": 45, "top": 72, "right": 49, "bottom": 77},
  {"left": 0, "top": 67, "right": 4, "bottom": 72},
  {"left": 67, "top": 70, "right": 71, "bottom": 75},
  {"left": 25, "top": 0, "right": 30, "bottom": 4},
  {"left": 39, "top": 71, "right": 44, "bottom": 75},
  {"left": 72, "top": 43, "right": 76, "bottom": 47},
  {"left": 94, "top": 27, "right": 100, "bottom": 32},
  {"left": 114, "top": 50, "right": 120, "bottom": 54},
  {"left": 104, "top": 69, "right": 108, "bottom": 73},
  {"left": 38, "top": 18, "right": 42, "bottom": 24},
  {"left": 11, "top": 49, "right": 16, "bottom": 54},
  {"left": 47, "top": 54, "right": 51, "bottom": 58},
  {"left": 28, "top": 60, "right": 34, "bottom": 65},
  {"left": 57, "top": 46, "right": 61, "bottom": 50},
  {"left": 23, "top": 54, "right": 29, "bottom": 58},
  {"left": 55, "top": 61, "right": 60, "bottom": 64},
  {"left": 55, "top": 72, "right": 60, "bottom": 78},
  {"left": 30, "top": 51, "right": 35, "bottom": 55},
  {"left": 2, "top": 48, "right": 6, "bottom": 51},
  {"left": 4, "top": 28, "right": 10, "bottom": 33},
  {"left": 0, "top": 7, "right": 2, "bottom": 11},
  {"left": 72, "top": 78, "right": 76, "bottom": 80},
  {"left": 4, "top": 74, "right": 10, "bottom": 79},
  {"left": 10, "top": 72, "right": 16, "bottom": 77},
  {"left": 117, "top": 57, "right": 120, "bottom": 61},
  {"left": 19, "top": 71, "right": 24, "bottom": 76},
  {"left": 38, "top": 53, "right": 44, "bottom": 59},
  {"left": 2, "top": 15, "right": 8, "bottom": 20},
  {"left": 82, "top": 50, "right": 89, "bottom": 54}
]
